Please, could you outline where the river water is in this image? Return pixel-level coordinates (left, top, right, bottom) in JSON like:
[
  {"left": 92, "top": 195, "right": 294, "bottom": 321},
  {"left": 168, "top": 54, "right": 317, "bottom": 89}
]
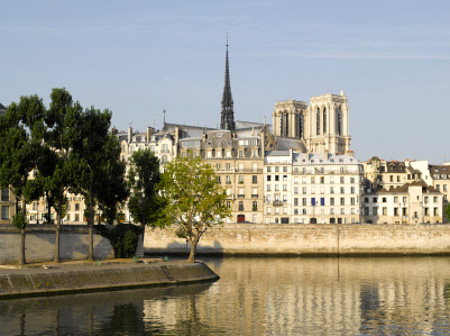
[{"left": 0, "top": 257, "right": 449, "bottom": 335}]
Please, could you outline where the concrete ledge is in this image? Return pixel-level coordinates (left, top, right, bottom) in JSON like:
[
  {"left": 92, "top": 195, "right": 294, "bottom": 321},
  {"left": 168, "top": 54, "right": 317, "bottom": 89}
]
[{"left": 0, "top": 261, "right": 219, "bottom": 299}]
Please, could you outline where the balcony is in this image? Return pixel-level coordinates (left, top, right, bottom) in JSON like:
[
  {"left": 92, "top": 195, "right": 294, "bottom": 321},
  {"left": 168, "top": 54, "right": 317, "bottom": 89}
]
[
  {"left": 237, "top": 194, "right": 245, "bottom": 198},
  {"left": 273, "top": 200, "right": 283, "bottom": 207},
  {"left": 251, "top": 194, "right": 259, "bottom": 198},
  {"left": 252, "top": 207, "right": 258, "bottom": 212}
]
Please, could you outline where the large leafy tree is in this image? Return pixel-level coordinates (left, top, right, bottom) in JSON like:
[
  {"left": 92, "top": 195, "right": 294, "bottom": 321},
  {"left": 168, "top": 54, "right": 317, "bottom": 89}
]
[
  {"left": 0, "top": 95, "right": 46, "bottom": 264},
  {"left": 71, "top": 107, "right": 112, "bottom": 261},
  {"left": 161, "top": 155, "right": 230, "bottom": 263},
  {"left": 96, "top": 135, "right": 129, "bottom": 225},
  {"left": 127, "top": 148, "right": 163, "bottom": 227},
  {"left": 44, "top": 88, "right": 83, "bottom": 263}
]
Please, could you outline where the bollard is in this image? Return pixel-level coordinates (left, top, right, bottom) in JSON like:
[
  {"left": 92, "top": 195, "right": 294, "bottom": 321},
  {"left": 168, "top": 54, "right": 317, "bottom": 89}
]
[{"left": 163, "top": 256, "right": 169, "bottom": 262}]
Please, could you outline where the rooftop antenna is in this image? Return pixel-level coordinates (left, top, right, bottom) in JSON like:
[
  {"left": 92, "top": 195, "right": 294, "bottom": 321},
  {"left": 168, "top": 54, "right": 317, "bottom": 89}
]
[{"left": 163, "top": 109, "right": 166, "bottom": 131}]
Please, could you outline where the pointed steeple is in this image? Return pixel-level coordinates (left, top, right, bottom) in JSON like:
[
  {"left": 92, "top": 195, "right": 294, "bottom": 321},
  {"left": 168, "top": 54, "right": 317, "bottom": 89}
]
[{"left": 220, "top": 36, "right": 236, "bottom": 131}]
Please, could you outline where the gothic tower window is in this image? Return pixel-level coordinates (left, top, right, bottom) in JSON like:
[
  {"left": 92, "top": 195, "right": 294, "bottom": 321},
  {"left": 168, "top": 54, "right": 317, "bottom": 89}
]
[
  {"left": 337, "top": 107, "right": 342, "bottom": 135},
  {"left": 297, "top": 113, "right": 303, "bottom": 138},
  {"left": 323, "top": 108, "right": 327, "bottom": 134},
  {"left": 285, "top": 112, "right": 289, "bottom": 137},
  {"left": 316, "top": 107, "right": 321, "bottom": 136},
  {"left": 279, "top": 113, "right": 283, "bottom": 136}
]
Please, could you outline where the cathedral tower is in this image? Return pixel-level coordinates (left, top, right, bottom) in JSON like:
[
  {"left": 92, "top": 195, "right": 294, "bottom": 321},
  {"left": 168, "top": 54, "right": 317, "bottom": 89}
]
[{"left": 220, "top": 40, "right": 236, "bottom": 132}]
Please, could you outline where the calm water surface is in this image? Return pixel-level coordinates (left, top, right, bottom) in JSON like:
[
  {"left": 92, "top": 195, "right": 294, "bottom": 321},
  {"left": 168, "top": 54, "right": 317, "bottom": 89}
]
[{"left": 0, "top": 257, "right": 450, "bottom": 335}]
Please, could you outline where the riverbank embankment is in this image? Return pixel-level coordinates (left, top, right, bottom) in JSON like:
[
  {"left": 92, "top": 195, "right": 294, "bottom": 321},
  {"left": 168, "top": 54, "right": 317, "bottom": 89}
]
[
  {"left": 145, "top": 224, "right": 450, "bottom": 256},
  {"left": 0, "top": 260, "right": 219, "bottom": 299}
]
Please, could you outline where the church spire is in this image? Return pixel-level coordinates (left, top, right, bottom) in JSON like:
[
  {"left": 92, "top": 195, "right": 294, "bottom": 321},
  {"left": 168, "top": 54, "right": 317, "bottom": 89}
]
[{"left": 220, "top": 36, "right": 235, "bottom": 131}]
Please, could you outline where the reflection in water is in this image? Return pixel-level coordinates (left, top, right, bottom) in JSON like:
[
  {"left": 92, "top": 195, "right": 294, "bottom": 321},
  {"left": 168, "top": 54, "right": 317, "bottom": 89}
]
[{"left": 0, "top": 257, "right": 449, "bottom": 335}]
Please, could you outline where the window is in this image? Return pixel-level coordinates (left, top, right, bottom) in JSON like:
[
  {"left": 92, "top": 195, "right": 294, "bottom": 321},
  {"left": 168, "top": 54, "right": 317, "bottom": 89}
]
[
  {"left": 238, "top": 150, "right": 243, "bottom": 158},
  {"left": 216, "top": 176, "right": 221, "bottom": 184},
  {"left": 283, "top": 195, "right": 288, "bottom": 203},
  {"left": 330, "top": 198, "right": 335, "bottom": 206},
  {"left": 424, "top": 196, "right": 429, "bottom": 204},
  {"left": 320, "top": 177, "right": 325, "bottom": 184},
  {"left": 434, "top": 208, "right": 439, "bottom": 216},
  {"left": 340, "top": 187, "right": 345, "bottom": 194},
  {"left": 397, "top": 176, "right": 400, "bottom": 182},
  {"left": 226, "top": 175, "right": 231, "bottom": 184},
  {"left": 433, "top": 196, "right": 438, "bottom": 203},
  {"left": 267, "top": 207, "right": 271, "bottom": 214},
  {"left": 302, "top": 187, "right": 307, "bottom": 194},
  {"left": 294, "top": 187, "right": 298, "bottom": 194},
  {"left": 294, "top": 198, "right": 298, "bottom": 206},
  {"left": 226, "top": 163, "right": 231, "bottom": 170},
  {"left": 275, "top": 175, "right": 280, "bottom": 181},
  {"left": 274, "top": 184, "right": 279, "bottom": 191},
  {"left": 275, "top": 166, "right": 279, "bottom": 172},
  {"left": 1, "top": 189, "right": 9, "bottom": 202},
  {"left": 302, "top": 198, "right": 307, "bottom": 206},
  {"left": 382, "top": 207, "right": 387, "bottom": 215},
  {"left": 382, "top": 197, "right": 387, "bottom": 203},
  {"left": 267, "top": 175, "right": 271, "bottom": 182},
  {"left": 351, "top": 198, "right": 355, "bottom": 205},
  {"left": 390, "top": 175, "right": 393, "bottom": 182},
  {"left": 216, "top": 163, "right": 221, "bottom": 170},
  {"left": 283, "top": 175, "right": 288, "bottom": 181},
  {"left": 75, "top": 214, "right": 80, "bottom": 222},
  {"left": 283, "top": 184, "right": 287, "bottom": 191},
  {"left": 444, "top": 184, "right": 448, "bottom": 192},
  {"left": 320, "top": 197, "right": 325, "bottom": 206},
  {"left": 330, "top": 187, "right": 334, "bottom": 194},
  {"left": 311, "top": 197, "right": 316, "bottom": 206},
  {"left": 252, "top": 175, "right": 258, "bottom": 184},
  {"left": 267, "top": 166, "right": 271, "bottom": 173},
  {"left": 238, "top": 176, "right": 244, "bottom": 183},
  {"left": 436, "top": 184, "right": 440, "bottom": 191},
  {"left": 75, "top": 203, "right": 80, "bottom": 211},
  {"left": 350, "top": 187, "right": 355, "bottom": 194},
  {"left": 252, "top": 201, "right": 258, "bottom": 211},
  {"left": 350, "top": 177, "right": 355, "bottom": 183},
  {"left": 238, "top": 201, "right": 244, "bottom": 211},
  {"left": 340, "top": 177, "right": 344, "bottom": 184},
  {"left": 267, "top": 185, "right": 271, "bottom": 192},
  {"left": 340, "top": 197, "right": 345, "bottom": 206},
  {"left": 1, "top": 206, "right": 9, "bottom": 220},
  {"left": 394, "top": 197, "right": 398, "bottom": 203}
]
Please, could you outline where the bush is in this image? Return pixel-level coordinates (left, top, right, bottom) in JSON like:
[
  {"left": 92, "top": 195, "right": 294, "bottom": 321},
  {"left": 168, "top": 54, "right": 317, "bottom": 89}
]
[
  {"left": 96, "top": 224, "right": 142, "bottom": 258},
  {"left": 12, "top": 213, "right": 27, "bottom": 230}
]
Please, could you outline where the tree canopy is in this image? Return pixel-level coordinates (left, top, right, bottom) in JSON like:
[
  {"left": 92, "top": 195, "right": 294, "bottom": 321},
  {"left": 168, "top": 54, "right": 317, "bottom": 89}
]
[
  {"left": 160, "top": 155, "right": 230, "bottom": 263},
  {"left": 127, "top": 148, "right": 164, "bottom": 227}
]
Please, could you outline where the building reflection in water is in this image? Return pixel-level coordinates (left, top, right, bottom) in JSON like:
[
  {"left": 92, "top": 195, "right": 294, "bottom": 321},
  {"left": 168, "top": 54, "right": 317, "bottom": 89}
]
[{"left": 0, "top": 257, "right": 449, "bottom": 335}]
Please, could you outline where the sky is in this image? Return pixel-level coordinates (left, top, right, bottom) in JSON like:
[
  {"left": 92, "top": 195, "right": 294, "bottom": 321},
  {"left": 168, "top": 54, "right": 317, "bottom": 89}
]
[{"left": 1, "top": 0, "right": 450, "bottom": 164}]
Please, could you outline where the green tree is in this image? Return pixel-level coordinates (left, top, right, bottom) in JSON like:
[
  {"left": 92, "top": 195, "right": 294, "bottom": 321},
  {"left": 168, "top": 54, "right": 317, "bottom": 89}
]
[
  {"left": 161, "top": 155, "right": 230, "bottom": 263},
  {"left": 127, "top": 148, "right": 163, "bottom": 227},
  {"left": 0, "top": 95, "right": 46, "bottom": 264},
  {"left": 71, "top": 107, "right": 112, "bottom": 261},
  {"left": 44, "top": 88, "right": 83, "bottom": 263},
  {"left": 96, "top": 135, "right": 129, "bottom": 225}
]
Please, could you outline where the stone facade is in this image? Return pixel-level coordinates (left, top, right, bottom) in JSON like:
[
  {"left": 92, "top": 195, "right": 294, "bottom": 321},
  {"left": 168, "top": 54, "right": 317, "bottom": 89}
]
[{"left": 264, "top": 151, "right": 363, "bottom": 224}]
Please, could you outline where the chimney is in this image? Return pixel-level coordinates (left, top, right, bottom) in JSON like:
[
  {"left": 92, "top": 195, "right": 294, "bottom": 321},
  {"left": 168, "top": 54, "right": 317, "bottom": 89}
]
[
  {"left": 346, "top": 150, "right": 354, "bottom": 158},
  {"left": 175, "top": 126, "right": 180, "bottom": 144},
  {"left": 128, "top": 126, "right": 133, "bottom": 143},
  {"left": 147, "top": 127, "right": 153, "bottom": 142}
]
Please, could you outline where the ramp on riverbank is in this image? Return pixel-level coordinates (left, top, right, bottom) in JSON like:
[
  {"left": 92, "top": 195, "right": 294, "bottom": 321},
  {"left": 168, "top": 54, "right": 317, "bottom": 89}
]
[{"left": 0, "top": 260, "right": 219, "bottom": 299}]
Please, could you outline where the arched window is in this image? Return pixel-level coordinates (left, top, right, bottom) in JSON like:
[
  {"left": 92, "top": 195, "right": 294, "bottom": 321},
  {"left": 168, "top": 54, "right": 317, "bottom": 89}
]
[
  {"left": 337, "top": 108, "right": 342, "bottom": 135},
  {"left": 279, "top": 113, "right": 283, "bottom": 136},
  {"left": 323, "top": 108, "right": 327, "bottom": 134},
  {"left": 297, "top": 114, "right": 303, "bottom": 138},
  {"left": 285, "top": 112, "right": 289, "bottom": 137},
  {"left": 316, "top": 108, "right": 320, "bottom": 136}
]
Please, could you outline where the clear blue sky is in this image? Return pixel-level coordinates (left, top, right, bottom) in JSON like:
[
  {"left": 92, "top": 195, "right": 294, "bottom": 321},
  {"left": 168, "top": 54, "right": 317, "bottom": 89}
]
[{"left": 1, "top": 0, "right": 449, "bottom": 163}]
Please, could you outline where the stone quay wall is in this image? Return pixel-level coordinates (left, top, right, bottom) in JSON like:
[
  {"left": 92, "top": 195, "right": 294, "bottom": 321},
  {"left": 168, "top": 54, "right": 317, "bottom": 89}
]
[
  {"left": 144, "top": 224, "right": 450, "bottom": 256},
  {"left": 0, "top": 224, "right": 114, "bottom": 264},
  {"left": 0, "top": 262, "right": 219, "bottom": 298}
]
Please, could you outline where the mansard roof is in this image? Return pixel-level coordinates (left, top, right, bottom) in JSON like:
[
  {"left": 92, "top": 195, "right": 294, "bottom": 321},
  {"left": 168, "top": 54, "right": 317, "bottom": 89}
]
[{"left": 379, "top": 180, "right": 439, "bottom": 193}]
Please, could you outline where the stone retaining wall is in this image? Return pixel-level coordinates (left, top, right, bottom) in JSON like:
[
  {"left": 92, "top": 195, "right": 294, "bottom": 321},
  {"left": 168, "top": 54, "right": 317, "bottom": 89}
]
[
  {"left": 0, "top": 262, "right": 219, "bottom": 298},
  {"left": 0, "top": 224, "right": 114, "bottom": 264},
  {"left": 144, "top": 224, "right": 450, "bottom": 256}
]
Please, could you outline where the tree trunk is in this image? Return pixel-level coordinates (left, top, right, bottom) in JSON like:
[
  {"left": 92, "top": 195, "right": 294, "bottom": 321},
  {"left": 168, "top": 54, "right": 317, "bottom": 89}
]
[
  {"left": 187, "top": 236, "right": 198, "bottom": 263},
  {"left": 53, "top": 198, "right": 62, "bottom": 263},
  {"left": 19, "top": 197, "right": 27, "bottom": 265},
  {"left": 19, "top": 228, "right": 26, "bottom": 265},
  {"left": 88, "top": 181, "right": 94, "bottom": 262}
]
